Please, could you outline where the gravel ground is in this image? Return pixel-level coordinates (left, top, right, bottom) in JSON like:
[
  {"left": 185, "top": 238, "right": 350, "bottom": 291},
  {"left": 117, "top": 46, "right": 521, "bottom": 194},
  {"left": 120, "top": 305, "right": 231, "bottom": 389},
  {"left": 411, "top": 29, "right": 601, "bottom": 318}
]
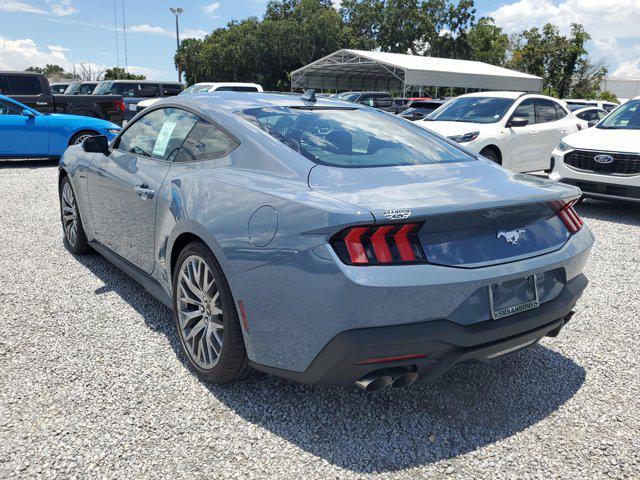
[{"left": 0, "top": 161, "right": 639, "bottom": 479}]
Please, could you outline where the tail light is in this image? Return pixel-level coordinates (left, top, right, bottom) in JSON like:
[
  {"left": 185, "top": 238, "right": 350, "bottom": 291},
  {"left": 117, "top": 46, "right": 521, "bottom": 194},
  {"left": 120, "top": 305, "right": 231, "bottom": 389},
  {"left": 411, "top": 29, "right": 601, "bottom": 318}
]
[
  {"left": 331, "top": 223, "right": 426, "bottom": 265},
  {"left": 556, "top": 200, "right": 584, "bottom": 234},
  {"left": 113, "top": 100, "right": 125, "bottom": 114}
]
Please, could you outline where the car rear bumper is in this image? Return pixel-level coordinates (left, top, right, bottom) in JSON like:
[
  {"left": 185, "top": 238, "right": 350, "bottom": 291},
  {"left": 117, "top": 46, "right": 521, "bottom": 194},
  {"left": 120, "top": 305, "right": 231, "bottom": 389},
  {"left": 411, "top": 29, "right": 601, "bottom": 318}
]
[
  {"left": 228, "top": 226, "right": 593, "bottom": 377},
  {"left": 250, "top": 273, "right": 587, "bottom": 385}
]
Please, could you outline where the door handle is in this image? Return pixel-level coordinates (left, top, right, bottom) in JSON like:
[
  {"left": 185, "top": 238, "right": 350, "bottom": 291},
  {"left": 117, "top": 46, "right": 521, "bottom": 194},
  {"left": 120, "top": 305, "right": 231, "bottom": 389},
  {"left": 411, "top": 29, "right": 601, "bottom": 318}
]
[{"left": 134, "top": 184, "right": 155, "bottom": 199}]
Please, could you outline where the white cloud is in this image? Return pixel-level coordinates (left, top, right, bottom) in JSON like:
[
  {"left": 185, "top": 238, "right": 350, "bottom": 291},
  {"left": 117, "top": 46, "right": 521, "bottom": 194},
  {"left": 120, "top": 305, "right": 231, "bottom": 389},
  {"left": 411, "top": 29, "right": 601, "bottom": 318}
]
[
  {"left": 0, "top": 36, "right": 72, "bottom": 70},
  {"left": 127, "top": 65, "right": 167, "bottom": 79},
  {"left": 0, "top": 1, "right": 45, "bottom": 14},
  {"left": 490, "top": 0, "right": 640, "bottom": 40},
  {"left": 204, "top": 2, "right": 221, "bottom": 18},
  {"left": 182, "top": 28, "right": 208, "bottom": 40},
  {"left": 129, "top": 24, "right": 173, "bottom": 36},
  {"left": 128, "top": 24, "right": 208, "bottom": 40},
  {"left": 611, "top": 60, "right": 640, "bottom": 78},
  {"left": 46, "top": 0, "right": 76, "bottom": 16}
]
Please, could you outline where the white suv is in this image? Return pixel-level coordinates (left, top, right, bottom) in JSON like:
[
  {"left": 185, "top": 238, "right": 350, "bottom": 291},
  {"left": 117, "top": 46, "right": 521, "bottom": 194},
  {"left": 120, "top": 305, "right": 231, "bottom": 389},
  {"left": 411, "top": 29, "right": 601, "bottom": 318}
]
[
  {"left": 417, "top": 92, "right": 587, "bottom": 173},
  {"left": 550, "top": 97, "right": 640, "bottom": 203}
]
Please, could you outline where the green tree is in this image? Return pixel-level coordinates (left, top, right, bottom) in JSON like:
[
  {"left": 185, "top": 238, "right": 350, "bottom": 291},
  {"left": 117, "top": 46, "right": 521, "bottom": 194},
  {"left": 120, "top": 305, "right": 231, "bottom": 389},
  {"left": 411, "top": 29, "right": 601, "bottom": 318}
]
[
  {"left": 103, "top": 67, "right": 145, "bottom": 80},
  {"left": 467, "top": 17, "right": 508, "bottom": 65}
]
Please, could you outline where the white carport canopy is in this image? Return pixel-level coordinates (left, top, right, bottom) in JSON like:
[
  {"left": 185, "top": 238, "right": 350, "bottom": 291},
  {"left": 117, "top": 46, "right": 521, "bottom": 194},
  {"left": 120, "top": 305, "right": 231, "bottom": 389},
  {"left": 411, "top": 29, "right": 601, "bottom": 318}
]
[{"left": 291, "top": 49, "right": 542, "bottom": 93}]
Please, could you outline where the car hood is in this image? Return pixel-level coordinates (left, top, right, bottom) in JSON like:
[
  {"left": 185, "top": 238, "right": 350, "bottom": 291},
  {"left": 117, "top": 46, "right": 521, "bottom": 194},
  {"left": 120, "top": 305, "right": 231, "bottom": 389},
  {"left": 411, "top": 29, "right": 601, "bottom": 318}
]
[
  {"left": 417, "top": 120, "right": 489, "bottom": 137},
  {"left": 48, "top": 113, "right": 119, "bottom": 129},
  {"left": 308, "top": 161, "right": 580, "bottom": 221},
  {"left": 562, "top": 127, "right": 640, "bottom": 153}
]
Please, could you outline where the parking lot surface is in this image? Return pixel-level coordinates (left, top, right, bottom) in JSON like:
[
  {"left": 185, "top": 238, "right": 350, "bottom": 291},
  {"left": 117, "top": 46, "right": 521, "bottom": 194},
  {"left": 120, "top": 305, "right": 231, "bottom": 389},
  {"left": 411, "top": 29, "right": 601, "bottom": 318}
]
[{"left": 1, "top": 162, "right": 639, "bottom": 479}]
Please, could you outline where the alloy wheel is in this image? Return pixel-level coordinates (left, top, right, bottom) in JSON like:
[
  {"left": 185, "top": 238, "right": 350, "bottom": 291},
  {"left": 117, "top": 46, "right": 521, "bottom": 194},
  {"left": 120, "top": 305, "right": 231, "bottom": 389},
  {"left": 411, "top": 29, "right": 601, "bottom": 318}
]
[
  {"left": 73, "top": 134, "right": 93, "bottom": 145},
  {"left": 61, "top": 182, "right": 79, "bottom": 247},
  {"left": 177, "top": 255, "right": 224, "bottom": 369}
]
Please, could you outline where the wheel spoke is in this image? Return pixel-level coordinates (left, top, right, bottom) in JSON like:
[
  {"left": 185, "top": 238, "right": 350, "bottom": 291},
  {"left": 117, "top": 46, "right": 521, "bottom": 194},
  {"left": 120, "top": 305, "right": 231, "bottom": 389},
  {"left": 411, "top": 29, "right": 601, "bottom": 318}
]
[{"left": 176, "top": 254, "right": 225, "bottom": 369}]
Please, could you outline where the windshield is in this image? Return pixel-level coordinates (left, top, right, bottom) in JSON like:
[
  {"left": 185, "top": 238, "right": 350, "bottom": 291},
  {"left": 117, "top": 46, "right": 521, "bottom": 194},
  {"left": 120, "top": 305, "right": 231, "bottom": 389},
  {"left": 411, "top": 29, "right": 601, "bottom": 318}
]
[
  {"left": 597, "top": 100, "right": 640, "bottom": 129},
  {"left": 181, "top": 84, "right": 215, "bottom": 94},
  {"left": 238, "top": 106, "right": 473, "bottom": 168},
  {"left": 428, "top": 97, "right": 515, "bottom": 124}
]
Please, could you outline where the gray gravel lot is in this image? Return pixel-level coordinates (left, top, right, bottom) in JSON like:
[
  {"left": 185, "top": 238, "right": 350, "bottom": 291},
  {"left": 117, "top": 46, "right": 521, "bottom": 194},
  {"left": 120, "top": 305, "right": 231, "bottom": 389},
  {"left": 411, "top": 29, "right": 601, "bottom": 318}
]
[{"left": 0, "top": 161, "right": 639, "bottom": 479}]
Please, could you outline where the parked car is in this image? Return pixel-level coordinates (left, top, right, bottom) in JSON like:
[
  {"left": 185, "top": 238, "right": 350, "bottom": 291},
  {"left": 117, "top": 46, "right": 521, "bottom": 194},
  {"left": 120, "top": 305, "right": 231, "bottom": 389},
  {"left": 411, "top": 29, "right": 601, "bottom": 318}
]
[
  {"left": 0, "top": 71, "right": 125, "bottom": 125},
  {"left": 135, "top": 82, "right": 264, "bottom": 114},
  {"left": 339, "top": 91, "right": 397, "bottom": 113},
  {"left": 399, "top": 99, "right": 446, "bottom": 121},
  {"left": 64, "top": 81, "right": 99, "bottom": 95},
  {"left": 564, "top": 99, "right": 619, "bottom": 113},
  {"left": 59, "top": 92, "right": 593, "bottom": 391},
  {"left": 572, "top": 107, "right": 608, "bottom": 127},
  {"left": 0, "top": 94, "right": 120, "bottom": 159},
  {"left": 550, "top": 97, "right": 640, "bottom": 203},
  {"left": 92, "top": 80, "right": 182, "bottom": 122},
  {"left": 418, "top": 92, "right": 587, "bottom": 172},
  {"left": 50, "top": 82, "right": 71, "bottom": 94}
]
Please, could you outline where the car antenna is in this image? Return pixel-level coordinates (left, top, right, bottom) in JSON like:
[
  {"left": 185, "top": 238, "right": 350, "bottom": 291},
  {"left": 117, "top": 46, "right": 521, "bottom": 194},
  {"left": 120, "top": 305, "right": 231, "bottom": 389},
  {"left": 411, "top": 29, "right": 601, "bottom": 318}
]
[{"left": 301, "top": 89, "right": 317, "bottom": 103}]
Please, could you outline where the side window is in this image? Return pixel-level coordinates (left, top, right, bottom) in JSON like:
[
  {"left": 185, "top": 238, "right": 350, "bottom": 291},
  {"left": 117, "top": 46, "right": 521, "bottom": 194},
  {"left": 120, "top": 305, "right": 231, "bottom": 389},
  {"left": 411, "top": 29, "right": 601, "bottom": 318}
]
[
  {"left": 0, "top": 75, "right": 9, "bottom": 94},
  {"left": 535, "top": 99, "right": 560, "bottom": 123},
  {"left": 115, "top": 108, "right": 198, "bottom": 160},
  {"left": 138, "top": 84, "right": 160, "bottom": 98},
  {"left": 177, "top": 119, "right": 239, "bottom": 162},
  {"left": 162, "top": 84, "right": 182, "bottom": 96},
  {"left": 7, "top": 75, "right": 43, "bottom": 95},
  {"left": 0, "top": 100, "right": 23, "bottom": 115},
  {"left": 553, "top": 102, "right": 568, "bottom": 120},
  {"left": 598, "top": 110, "right": 608, "bottom": 120},
  {"left": 358, "top": 95, "right": 375, "bottom": 107},
  {"left": 511, "top": 99, "right": 535, "bottom": 125},
  {"left": 375, "top": 95, "right": 393, "bottom": 108}
]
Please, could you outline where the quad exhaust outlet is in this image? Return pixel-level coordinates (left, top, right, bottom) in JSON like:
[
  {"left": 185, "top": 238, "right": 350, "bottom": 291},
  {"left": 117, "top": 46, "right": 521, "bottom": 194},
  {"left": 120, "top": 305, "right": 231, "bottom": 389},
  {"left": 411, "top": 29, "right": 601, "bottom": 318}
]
[{"left": 355, "top": 368, "right": 419, "bottom": 392}]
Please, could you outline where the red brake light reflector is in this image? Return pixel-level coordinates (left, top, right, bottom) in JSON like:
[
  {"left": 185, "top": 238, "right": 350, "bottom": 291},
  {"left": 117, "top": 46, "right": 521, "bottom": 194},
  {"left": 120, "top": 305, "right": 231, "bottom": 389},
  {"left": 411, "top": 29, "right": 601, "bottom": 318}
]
[
  {"left": 357, "top": 353, "right": 428, "bottom": 365},
  {"left": 344, "top": 227, "right": 370, "bottom": 264}
]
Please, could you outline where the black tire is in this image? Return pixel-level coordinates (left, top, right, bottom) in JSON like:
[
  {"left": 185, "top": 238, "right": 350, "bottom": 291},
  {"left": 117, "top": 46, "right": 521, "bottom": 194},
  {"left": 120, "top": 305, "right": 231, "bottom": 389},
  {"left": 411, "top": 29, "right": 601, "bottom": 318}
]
[
  {"left": 480, "top": 146, "right": 501, "bottom": 164},
  {"left": 59, "top": 175, "right": 90, "bottom": 254},
  {"left": 68, "top": 130, "right": 98, "bottom": 147},
  {"left": 172, "top": 240, "right": 249, "bottom": 383}
]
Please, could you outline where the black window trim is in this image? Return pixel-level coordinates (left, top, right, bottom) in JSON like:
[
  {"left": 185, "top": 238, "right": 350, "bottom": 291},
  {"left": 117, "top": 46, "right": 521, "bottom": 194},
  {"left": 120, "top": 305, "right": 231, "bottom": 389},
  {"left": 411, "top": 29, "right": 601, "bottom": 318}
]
[{"left": 112, "top": 104, "right": 240, "bottom": 162}]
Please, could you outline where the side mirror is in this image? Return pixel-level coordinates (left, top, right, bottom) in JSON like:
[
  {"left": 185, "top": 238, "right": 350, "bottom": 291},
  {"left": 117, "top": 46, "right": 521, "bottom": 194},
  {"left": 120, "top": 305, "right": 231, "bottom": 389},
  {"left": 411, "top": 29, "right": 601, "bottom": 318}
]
[
  {"left": 507, "top": 116, "right": 529, "bottom": 128},
  {"left": 22, "top": 109, "right": 35, "bottom": 118},
  {"left": 82, "top": 135, "right": 110, "bottom": 155}
]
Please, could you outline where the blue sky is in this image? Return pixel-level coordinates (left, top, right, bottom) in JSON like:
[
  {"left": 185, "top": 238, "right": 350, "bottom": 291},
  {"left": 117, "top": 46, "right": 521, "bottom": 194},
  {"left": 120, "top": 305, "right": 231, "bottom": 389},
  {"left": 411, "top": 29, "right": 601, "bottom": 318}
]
[{"left": 1, "top": 0, "right": 639, "bottom": 80}]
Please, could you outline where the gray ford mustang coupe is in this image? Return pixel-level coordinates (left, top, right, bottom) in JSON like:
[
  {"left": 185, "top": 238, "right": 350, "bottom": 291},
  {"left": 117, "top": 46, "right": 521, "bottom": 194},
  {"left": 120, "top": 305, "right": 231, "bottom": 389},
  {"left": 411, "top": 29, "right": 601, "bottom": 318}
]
[{"left": 59, "top": 91, "right": 594, "bottom": 391}]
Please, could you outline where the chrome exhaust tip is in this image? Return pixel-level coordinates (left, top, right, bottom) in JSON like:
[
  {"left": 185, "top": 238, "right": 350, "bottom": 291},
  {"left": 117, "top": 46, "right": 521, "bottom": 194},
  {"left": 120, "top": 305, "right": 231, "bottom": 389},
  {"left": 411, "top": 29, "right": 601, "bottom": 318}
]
[
  {"left": 355, "top": 374, "right": 393, "bottom": 392},
  {"left": 391, "top": 372, "right": 419, "bottom": 388}
]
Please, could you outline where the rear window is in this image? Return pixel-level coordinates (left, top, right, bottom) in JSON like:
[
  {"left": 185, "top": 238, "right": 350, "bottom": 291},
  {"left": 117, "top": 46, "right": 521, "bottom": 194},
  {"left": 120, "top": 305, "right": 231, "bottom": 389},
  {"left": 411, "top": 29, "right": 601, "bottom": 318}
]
[
  {"left": 238, "top": 106, "right": 473, "bottom": 168},
  {"left": 215, "top": 86, "right": 259, "bottom": 92},
  {"left": 162, "top": 84, "right": 182, "bottom": 96},
  {"left": 6, "top": 75, "right": 42, "bottom": 95}
]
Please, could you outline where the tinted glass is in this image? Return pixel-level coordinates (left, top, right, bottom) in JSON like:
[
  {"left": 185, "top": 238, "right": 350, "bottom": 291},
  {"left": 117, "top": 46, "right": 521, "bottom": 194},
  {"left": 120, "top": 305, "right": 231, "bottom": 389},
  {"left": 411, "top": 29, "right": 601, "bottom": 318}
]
[
  {"left": 0, "top": 100, "right": 22, "bottom": 115},
  {"left": 117, "top": 108, "right": 199, "bottom": 160},
  {"left": 93, "top": 81, "right": 113, "bottom": 95},
  {"left": 429, "top": 97, "right": 515, "bottom": 124},
  {"left": 374, "top": 95, "right": 392, "bottom": 108},
  {"left": 554, "top": 102, "right": 567, "bottom": 119},
  {"left": 535, "top": 99, "right": 560, "bottom": 123},
  {"left": 181, "top": 84, "right": 214, "bottom": 94},
  {"left": 511, "top": 99, "right": 535, "bottom": 125},
  {"left": 598, "top": 100, "right": 640, "bottom": 129},
  {"left": 239, "top": 106, "right": 473, "bottom": 168},
  {"left": 215, "top": 86, "right": 259, "bottom": 92},
  {"left": 79, "top": 83, "right": 98, "bottom": 94},
  {"left": 162, "top": 84, "right": 182, "bottom": 96},
  {"left": 7, "top": 75, "right": 42, "bottom": 95},
  {"left": 0, "top": 76, "right": 8, "bottom": 94},
  {"left": 110, "top": 83, "right": 159, "bottom": 97},
  {"left": 177, "top": 119, "right": 239, "bottom": 162},
  {"left": 64, "top": 83, "right": 81, "bottom": 94}
]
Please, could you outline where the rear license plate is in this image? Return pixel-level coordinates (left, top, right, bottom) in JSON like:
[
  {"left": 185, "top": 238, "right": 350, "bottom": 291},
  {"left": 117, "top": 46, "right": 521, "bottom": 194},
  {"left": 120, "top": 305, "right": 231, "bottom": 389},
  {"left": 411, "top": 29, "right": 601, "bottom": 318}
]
[{"left": 489, "top": 274, "right": 539, "bottom": 319}]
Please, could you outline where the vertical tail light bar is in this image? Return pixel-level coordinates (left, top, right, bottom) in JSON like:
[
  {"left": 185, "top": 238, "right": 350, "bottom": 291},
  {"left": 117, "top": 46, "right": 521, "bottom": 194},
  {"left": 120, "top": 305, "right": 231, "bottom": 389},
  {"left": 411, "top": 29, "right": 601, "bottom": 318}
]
[
  {"left": 331, "top": 223, "right": 426, "bottom": 265},
  {"left": 556, "top": 199, "right": 584, "bottom": 234},
  {"left": 113, "top": 100, "right": 125, "bottom": 114}
]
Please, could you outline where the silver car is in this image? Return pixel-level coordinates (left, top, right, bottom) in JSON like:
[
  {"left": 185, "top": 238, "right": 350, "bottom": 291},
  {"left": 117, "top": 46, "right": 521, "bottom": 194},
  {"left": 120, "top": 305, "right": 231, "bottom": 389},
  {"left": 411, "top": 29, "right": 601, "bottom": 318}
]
[{"left": 59, "top": 92, "right": 594, "bottom": 391}]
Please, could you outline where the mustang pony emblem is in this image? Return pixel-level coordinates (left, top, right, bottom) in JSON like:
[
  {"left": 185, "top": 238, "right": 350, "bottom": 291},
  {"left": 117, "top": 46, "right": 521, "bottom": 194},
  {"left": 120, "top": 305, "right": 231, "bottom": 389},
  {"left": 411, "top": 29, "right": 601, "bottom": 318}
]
[{"left": 497, "top": 228, "right": 526, "bottom": 245}]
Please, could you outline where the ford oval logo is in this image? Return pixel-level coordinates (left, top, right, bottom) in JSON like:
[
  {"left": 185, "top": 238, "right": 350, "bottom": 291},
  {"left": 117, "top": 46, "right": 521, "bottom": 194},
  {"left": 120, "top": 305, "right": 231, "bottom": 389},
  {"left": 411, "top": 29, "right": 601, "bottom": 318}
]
[{"left": 594, "top": 154, "right": 614, "bottom": 164}]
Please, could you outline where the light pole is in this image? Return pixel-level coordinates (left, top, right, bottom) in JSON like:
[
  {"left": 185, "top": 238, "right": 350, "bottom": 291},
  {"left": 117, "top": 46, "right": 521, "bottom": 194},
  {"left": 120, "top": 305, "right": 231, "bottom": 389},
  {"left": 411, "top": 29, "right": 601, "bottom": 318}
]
[{"left": 170, "top": 7, "right": 183, "bottom": 82}]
